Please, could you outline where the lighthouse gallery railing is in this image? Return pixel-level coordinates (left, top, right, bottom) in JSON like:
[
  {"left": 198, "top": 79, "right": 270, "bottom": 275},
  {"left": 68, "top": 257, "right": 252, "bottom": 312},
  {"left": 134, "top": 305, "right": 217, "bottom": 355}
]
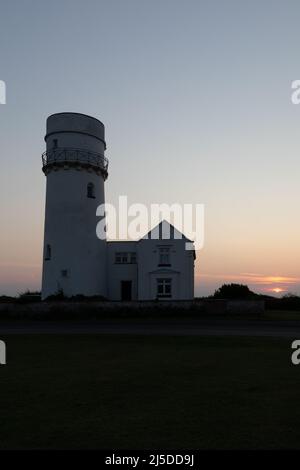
[{"left": 42, "top": 147, "right": 109, "bottom": 174}]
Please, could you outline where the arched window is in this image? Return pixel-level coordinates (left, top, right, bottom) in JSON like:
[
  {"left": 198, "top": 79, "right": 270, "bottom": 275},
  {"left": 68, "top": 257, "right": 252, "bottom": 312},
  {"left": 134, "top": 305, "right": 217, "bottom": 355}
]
[
  {"left": 45, "top": 244, "right": 51, "bottom": 260},
  {"left": 87, "top": 182, "right": 95, "bottom": 198}
]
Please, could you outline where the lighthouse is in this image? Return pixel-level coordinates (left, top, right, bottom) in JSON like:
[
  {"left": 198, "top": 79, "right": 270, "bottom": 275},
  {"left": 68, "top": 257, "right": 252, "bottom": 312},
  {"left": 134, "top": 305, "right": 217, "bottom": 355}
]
[{"left": 41, "top": 112, "right": 108, "bottom": 300}]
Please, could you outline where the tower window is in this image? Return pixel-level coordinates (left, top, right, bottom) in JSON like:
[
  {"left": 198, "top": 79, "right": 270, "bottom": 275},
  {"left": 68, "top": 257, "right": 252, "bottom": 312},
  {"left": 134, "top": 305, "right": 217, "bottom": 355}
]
[
  {"left": 61, "top": 269, "right": 68, "bottom": 278},
  {"left": 87, "top": 182, "right": 95, "bottom": 198},
  {"left": 53, "top": 139, "right": 58, "bottom": 148},
  {"left": 45, "top": 244, "right": 51, "bottom": 260}
]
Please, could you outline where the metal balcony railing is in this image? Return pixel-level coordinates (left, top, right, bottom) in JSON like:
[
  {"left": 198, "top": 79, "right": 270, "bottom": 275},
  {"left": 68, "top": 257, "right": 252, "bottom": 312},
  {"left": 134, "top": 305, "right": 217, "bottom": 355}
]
[{"left": 42, "top": 147, "right": 109, "bottom": 177}]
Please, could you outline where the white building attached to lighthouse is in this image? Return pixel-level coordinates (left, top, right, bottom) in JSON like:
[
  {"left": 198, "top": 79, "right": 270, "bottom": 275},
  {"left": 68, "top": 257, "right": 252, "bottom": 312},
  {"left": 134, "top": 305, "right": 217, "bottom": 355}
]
[{"left": 41, "top": 113, "right": 195, "bottom": 301}]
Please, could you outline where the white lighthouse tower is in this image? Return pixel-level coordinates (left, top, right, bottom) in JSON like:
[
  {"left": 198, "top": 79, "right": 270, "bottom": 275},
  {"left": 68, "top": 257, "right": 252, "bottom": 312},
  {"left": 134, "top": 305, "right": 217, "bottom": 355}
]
[{"left": 41, "top": 112, "right": 108, "bottom": 300}]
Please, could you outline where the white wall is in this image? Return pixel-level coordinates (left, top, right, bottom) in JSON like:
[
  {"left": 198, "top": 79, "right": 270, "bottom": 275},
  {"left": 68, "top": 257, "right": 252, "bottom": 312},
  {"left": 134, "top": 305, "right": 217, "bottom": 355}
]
[
  {"left": 42, "top": 168, "right": 107, "bottom": 298},
  {"left": 107, "top": 242, "right": 138, "bottom": 300},
  {"left": 41, "top": 113, "right": 107, "bottom": 299},
  {"left": 137, "top": 238, "right": 195, "bottom": 300}
]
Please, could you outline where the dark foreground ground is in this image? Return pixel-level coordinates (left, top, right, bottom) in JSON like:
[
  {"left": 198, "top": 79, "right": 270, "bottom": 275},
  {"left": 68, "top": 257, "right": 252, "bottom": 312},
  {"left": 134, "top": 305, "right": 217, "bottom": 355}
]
[
  {"left": 0, "top": 334, "right": 300, "bottom": 449},
  {"left": 1, "top": 314, "right": 300, "bottom": 337}
]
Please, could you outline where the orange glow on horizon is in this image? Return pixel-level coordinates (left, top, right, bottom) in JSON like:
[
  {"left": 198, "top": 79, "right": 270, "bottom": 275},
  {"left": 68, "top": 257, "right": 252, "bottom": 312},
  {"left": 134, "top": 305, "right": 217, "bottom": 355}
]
[
  {"left": 270, "top": 287, "right": 286, "bottom": 294},
  {"left": 196, "top": 272, "right": 300, "bottom": 296}
]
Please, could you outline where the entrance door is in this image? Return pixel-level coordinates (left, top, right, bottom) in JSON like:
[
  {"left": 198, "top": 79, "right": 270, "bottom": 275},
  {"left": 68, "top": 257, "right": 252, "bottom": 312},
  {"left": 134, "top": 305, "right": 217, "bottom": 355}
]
[{"left": 121, "top": 281, "right": 132, "bottom": 301}]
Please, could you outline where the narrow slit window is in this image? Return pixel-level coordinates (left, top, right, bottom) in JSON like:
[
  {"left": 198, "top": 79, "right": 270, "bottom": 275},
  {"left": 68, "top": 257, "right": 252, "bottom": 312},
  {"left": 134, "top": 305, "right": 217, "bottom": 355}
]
[
  {"left": 45, "top": 244, "right": 51, "bottom": 260},
  {"left": 87, "top": 182, "right": 95, "bottom": 199}
]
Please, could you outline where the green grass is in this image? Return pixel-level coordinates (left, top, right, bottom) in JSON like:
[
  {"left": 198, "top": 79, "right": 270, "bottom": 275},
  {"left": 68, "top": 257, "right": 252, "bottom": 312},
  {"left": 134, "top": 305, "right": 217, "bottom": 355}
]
[
  {"left": 263, "top": 310, "right": 300, "bottom": 321},
  {"left": 0, "top": 334, "right": 300, "bottom": 449}
]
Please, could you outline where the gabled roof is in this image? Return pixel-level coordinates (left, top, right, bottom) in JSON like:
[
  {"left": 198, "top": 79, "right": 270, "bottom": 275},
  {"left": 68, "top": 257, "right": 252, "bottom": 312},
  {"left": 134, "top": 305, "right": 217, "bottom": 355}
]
[
  {"left": 140, "top": 220, "right": 196, "bottom": 259},
  {"left": 106, "top": 220, "right": 196, "bottom": 258},
  {"left": 141, "top": 220, "right": 192, "bottom": 242}
]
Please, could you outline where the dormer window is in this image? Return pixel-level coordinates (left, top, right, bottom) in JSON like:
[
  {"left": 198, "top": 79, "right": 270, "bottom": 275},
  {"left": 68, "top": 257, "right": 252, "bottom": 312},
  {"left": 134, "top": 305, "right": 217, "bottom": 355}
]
[
  {"left": 158, "top": 246, "right": 170, "bottom": 266},
  {"left": 87, "top": 182, "right": 95, "bottom": 199}
]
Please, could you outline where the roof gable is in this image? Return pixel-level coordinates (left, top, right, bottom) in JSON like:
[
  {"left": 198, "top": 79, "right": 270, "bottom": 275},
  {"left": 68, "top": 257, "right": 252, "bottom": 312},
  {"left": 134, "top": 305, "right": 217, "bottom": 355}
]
[{"left": 141, "top": 220, "right": 192, "bottom": 241}]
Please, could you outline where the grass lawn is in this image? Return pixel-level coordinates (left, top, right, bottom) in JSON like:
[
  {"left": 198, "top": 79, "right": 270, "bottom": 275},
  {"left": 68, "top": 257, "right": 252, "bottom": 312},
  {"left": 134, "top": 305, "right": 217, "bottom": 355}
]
[
  {"left": 0, "top": 334, "right": 300, "bottom": 449},
  {"left": 263, "top": 310, "right": 300, "bottom": 321}
]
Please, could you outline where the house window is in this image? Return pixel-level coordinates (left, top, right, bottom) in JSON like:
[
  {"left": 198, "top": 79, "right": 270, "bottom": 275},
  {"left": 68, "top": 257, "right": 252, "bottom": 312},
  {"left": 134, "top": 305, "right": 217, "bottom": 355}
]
[
  {"left": 115, "top": 252, "right": 128, "bottom": 263},
  {"left": 45, "top": 244, "right": 51, "bottom": 260},
  {"left": 158, "top": 247, "right": 170, "bottom": 266},
  {"left": 115, "top": 252, "right": 137, "bottom": 264},
  {"left": 87, "top": 182, "right": 95, "bottom": 198},
  {"left": 157, "top": 278, "right": 172, "bottom": 298},
  {"left": 61, "top": 269, "right": 68, "bottom": 278}
]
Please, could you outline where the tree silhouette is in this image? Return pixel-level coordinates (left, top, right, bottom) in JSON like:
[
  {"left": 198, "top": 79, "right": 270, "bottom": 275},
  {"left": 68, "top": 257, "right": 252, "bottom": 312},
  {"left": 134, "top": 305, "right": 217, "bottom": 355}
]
[{"left": 213, "top": 283, "right": 256, "bottom": 299}]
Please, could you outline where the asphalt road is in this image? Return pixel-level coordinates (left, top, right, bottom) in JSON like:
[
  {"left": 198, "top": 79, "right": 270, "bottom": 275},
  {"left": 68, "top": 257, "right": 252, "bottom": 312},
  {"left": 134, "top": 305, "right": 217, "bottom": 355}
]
[{"left": 0, "top": 319, "right": 300, "bottom": 337}]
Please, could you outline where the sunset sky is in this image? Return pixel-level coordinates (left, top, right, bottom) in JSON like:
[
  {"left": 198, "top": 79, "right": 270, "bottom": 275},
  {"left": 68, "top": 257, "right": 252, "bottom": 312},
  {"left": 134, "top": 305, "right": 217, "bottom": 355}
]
[{"left": 1, "top": 0, "right": 300, "bottom": 296}]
